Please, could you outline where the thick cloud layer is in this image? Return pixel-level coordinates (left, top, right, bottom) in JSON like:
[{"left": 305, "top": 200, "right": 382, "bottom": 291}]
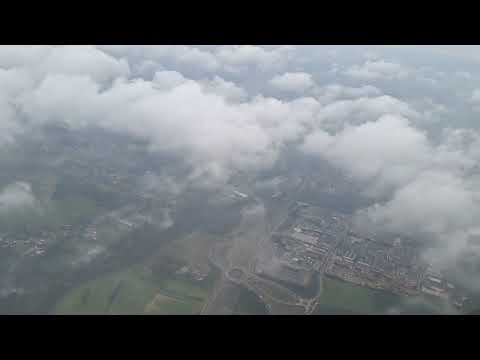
[
  {"left": 301, "top": 115, "right": 431, "bottom": 196},
  {"left": 302, "top": 104, "right": 480, "bottom": 266},
  {"left": 12, "top": 66, "right": 319, "bottom": 185}
]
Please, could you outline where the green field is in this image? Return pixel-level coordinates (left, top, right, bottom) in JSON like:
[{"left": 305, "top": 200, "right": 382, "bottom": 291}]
[
  {"left": 54, "top": 265, "right": 211, "bottom": 315},
  {"left": 314, "top": 277, "right": 451, "bottom": 315},
  {"left": 0, "top": 196, "right": 102, "bottom": 234},
  {"left": 145, "top": 294, "right": 197, "bottom": 314},
  {"left": 232, "top": 286, "right": 268, "bottom": 315}
]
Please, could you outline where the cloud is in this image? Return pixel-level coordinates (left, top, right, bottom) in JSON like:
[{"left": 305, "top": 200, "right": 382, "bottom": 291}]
[
  {"left": 299, "top": 96, "right": 480, "bottom": 272},
  {"left": 0, "top": 67, "right": 34, "bottom": 97},
  {"left": 19, "top": 73, "right": 102, "bottom": 127},
  {"left": 359, "top": 170, "right": 478, "bottom": 237},
  {"left": 0, "top": 95, "right": 22, "bottom": 146},
  {"left": 38, "top": 46, "right": 131, "bottom": 83},
  {"left": 0, "top": 182, "right": 36, "bottom": 212},
  {"left": 469, "top": 89, "right": 480, "bottom": 112},
  {"left": 314, "top": 95, "right": 419, "bottom": 131},
  {"left": 215, "top": 45, "right": 295, "bottom": 74},
  {"left": 314, "top": 84, "right": 382, "bottom": 104},
  {"left": 98, "top": 45, "right": 296, "bottom": 77},
  {"left": 152, "top": 70, "right": 190, "bottom": 90},
  {"left": 138, "top": 172, "right": 185, "bottom": 198},
  {"left": 16, "top": 70, "right": 322, "bottom": 186},
  {"left": 455, "top": 71, "right": 472, "bottom": 80},
  {"left": 344, "top": 59, "right": 409, "bottom": 80},
  {"left": 419, "top": 98, "right": 449, "bottom": 121},
  {"left": 70, "top": 245, "right": 106, "bottom": 267},
  {"left": 0, "top": 46, "right": 51, "bottom": 69},
  {"left": 472, "top": 89, "right": 480, "bottom": 103},
  {"left": 363, "top": 51, "right": 380, "bottom": 61},
  {"left": 2, "top": 45, "right": 480, "bottom": 292},
  {"left": 98, "top": 45, "right": 219, "bottom": 74},
  {"left": 201, "top": 76, "right": 248, "bottom": 102},
  {"left": 0, "top": 46, "right": 130, "bottom": 84},
  {"left": 301, "top": 115, "right": 431, "bottom": 196},
  {"left": 405, "top": 45, "right": 480, "bottom": 63},
  {"left": 269, "top": 72, "right": 315, "bottom": 93}
]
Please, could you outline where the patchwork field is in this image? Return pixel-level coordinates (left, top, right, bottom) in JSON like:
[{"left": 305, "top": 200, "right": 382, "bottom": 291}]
[
  {"left": 314, "top": 276, "right": 454, "bottom": 315},
  {"left": 54, "top": 265, "right": 211, "bottom": 315}
]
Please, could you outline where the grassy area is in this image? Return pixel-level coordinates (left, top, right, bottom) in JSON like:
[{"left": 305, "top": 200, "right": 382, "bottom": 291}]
[
  {"left": 160, "top": 232, "right": 223, "bottom": 269},
  {"left": 315, "top": 277, "right": 389, "bottom": 314},
  {"left": 251, "top": 276, "right": 298, "bottom": 303},
  {"left": 315, "top": 277, "right": 448, "bottom": 315},
  {"left": 157, "top": 278, "right": 208, "bottom": 300},
  {"left": 232, "top": 286, "right": 268, "bottom": 315},
  {"left": 0, "top": 197, "right": 102, "bottom": 234},
  {"left": 145, "top": 294, "right": 195, "bottom": 315},
  {"left": 54, "top": 266, "right": 157, "bottom": 314},
  {"left": 54, "top": 265, "right": 212, "bottom": 315},
  {"left": 54, "top": 228, "right": 223, "bottom": 315}
]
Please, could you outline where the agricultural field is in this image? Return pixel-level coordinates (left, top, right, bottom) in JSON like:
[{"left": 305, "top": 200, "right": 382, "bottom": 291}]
[
  {"left": 54, "top": 265, "right": 212, "bottom": 315},
  {"left": 314, "top": 277, "right": 454, "bottom": 315},
  {"left": 232, "top": 286, "right": 268, "bottom": 315},
  {"left": 159, "top": 232, "right": 221, "bottom": 270}
]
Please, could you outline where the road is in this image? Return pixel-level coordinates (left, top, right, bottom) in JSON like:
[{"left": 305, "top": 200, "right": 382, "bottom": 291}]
[
  {"left": 203, "top": 195, "right": 295, "bottom": 314},
  {"left": 303, "top": 224, "right": 349, "bottom": 314},
  {"left": 202, "top": 184, "right": 350, "bottom": 315}
]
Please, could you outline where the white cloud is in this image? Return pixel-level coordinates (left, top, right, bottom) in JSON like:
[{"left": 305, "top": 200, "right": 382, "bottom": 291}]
[
  {"left": 17, "top": 71, "right": 321, "bottom": 186},
  {"left": 0, "top": 46, "right": 130, "bottom": 84},
  {"left": 314, "top": 84, "right": 382, "bottom": 104},
  {"left": 152, "top": 70, "right": 190, "bottom": 90},
  {"left": 344, "top": 59, "right": 409, "bottom": 80},
  {"left": 201, "top": 76, "right": 248, "bottom": 102},
  {"left": 363, "top": 51, "right": 380, "bottom": 61},
  {"left": 315, "top": 95, "right": 418, "bottom": 131},
  {"left": 301, "top": 115, "right": 431, "bottom": 196},
  {"left": 0, "top": 182, "right": 36, "bottom": 212},
  {"left": 455, "top": 71, "right": 472, "bottom": 80},
  {"left": 98, "top": 45, "right": 219, "bottom": 73},
  {"left": 357, "top": 170, "right": 480, "bottom": 247},
  {"left": 0, "top": 67, "right": 34, "bottom": 97},
  {"left": 0, "top": 46, "right": 51, "bottom": 69},
  {"left": 215, "top": 45, "right": 295, "bottom": 74},
  {"left": 38, "top": 46, "right": 131, "bottom": 83},
  {"left": 2, "top": 45, "right": 480, "bottom": 288},
  {"left": 471, "top": 89, "right": 480, "bottom": 103},
  {"left": 269, "top": 72, "right": 315, "bottom": 93},
  {"left": 469, "top": 89, "right": 480, "bottom": 112},
  {"left": 300, "top": 95, "right": 480, "bottom": 272},
  {"left": 98, "top": 45, "right": 296, "bottom": 76}
]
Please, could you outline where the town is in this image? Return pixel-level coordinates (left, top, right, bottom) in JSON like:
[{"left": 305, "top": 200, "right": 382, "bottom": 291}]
[{"left": 255, "top": 202, "right": 469, "bottom": 310}]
